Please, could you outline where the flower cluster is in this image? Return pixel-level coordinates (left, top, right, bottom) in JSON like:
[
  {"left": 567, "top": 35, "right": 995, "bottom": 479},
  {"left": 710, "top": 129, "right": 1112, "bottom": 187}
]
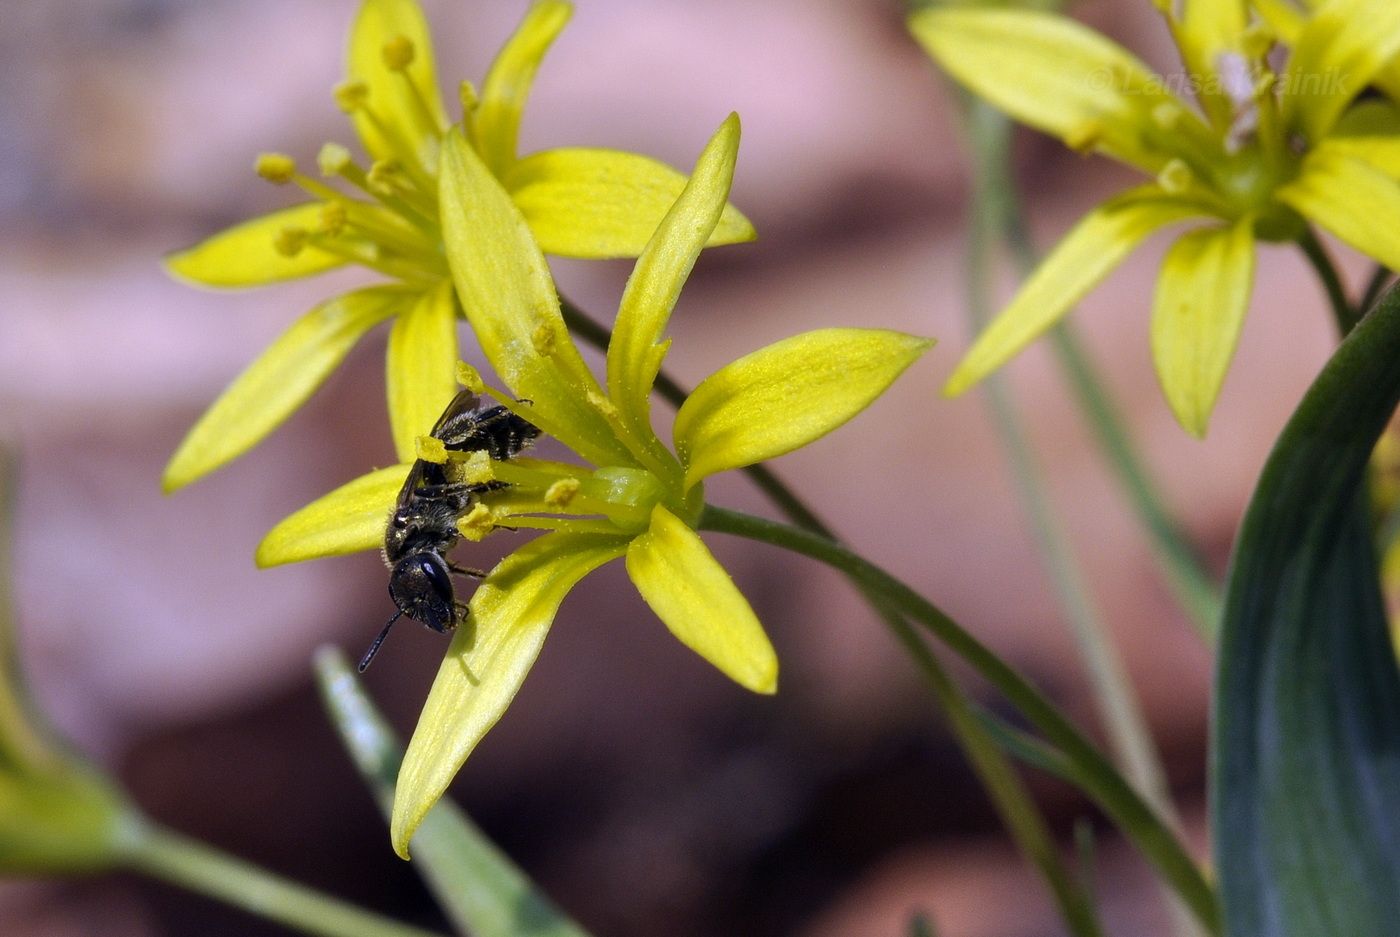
[
  {"left": 163, "top": 0, "right": 753, "bottom": 489},
  {"left": 912, "top": 0, "right": 1400, "bottom": 435}
]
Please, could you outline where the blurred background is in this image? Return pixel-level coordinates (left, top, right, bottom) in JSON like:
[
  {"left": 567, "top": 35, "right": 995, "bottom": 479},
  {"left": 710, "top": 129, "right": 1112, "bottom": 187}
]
[{"left": 0, "top": 0, "right": 1351, "bottom": 934}]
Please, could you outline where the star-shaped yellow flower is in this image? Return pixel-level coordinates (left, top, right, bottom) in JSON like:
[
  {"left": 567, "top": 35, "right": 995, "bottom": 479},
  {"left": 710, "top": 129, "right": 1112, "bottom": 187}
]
[
  {"left": 911, "top": 0, "right": 1400, "bottom": 435},
  {"left": 163, "top": 0, "right": 754, "bottom": 490},
  {"left": 256, "top": 114, "right": 931, "bottom": 856}
]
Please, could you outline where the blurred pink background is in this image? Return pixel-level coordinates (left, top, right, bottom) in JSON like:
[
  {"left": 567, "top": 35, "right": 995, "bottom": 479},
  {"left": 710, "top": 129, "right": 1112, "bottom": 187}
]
[{"left": 0, "top": 0, "right": 1351, "bottom": 934}]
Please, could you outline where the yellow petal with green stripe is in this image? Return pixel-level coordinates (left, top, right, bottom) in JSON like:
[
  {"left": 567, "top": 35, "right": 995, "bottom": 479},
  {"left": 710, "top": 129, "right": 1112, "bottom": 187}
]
[
  {"left": 607, "top": 115, "right": 741, "bottom": 484},
  {"left": 504, "top": 146, "right": 756, "bottom": 258},
  {"left": 475, "top": 0, "right": 571, "bottom": 176},
  {"left": 256, "top": 464, "right": 410, "bottom": 567},
  {"left": 626, "top": 505, "right": 776, "bottom": 694},
  {"left": 908, "top": 8, "right": 1211, "bottom": 173},
  {"left": 1151, "top": 219, "right": 1256, "bottom": 438},
  {"left": 385, "top": 280, "right": 460, "bottom": 462},
  {"left": 1277, "top": 150, "right": 1400, "bottom": 271},
  {"left": 391, "top": 530, "right": 628, "bottom": 856},
  {"left": 944, "top": 186, "right": 1206, "bottom": 397},
  {"left": 1283, "top": 0, "right": 1400, "bottom": 141},
  {"left": 163, "top": 285, "right": 411, "bottom": 491},
  {"left": 675, "top": 328, "right": 932, "bottom": 489},
  {"left": 164, "top": 204, "right": 346, "bottom": 287}
]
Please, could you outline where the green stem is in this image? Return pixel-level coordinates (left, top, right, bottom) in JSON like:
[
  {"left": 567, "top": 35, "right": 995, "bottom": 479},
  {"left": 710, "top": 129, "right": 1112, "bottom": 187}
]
[
  {"left": 119, "top": 818, "right": 446, "bottom": 937},
  {"left": 1358, "top": 263, "right": 1392, "bottom": 320},
  {"left": 700, "top": 504, "right": 1221, "bottom": 936},
  {"left": 1298, "top": 226, "right": 1359, "bottom": 336}
]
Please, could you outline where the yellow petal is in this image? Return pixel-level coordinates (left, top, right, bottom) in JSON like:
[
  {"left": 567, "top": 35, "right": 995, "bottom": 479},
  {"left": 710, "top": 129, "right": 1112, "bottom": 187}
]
[
  {"left": 908, "top": 8, "right": 1211, "bottom": 173},
  {"left": 1312, "top": 133, "right": 1400, "bottom": 179},
  {"left": 626, "top": 505, "right": 776, "bottom": 694},
  {"left": 675, "top": 328, "right": 933, "bottom": 489},
  {"left": 164, "top": 204, "right": 346, "bottom": 287},
  {"left": 1151, "top": 220, "right": 1256, "bottom": 438},
  {"left": 1251, "top": 0, "right": 1303, "bottom": 44},
  {"left": 1175, "top": 0, "right": 1249, "bottom": 131},
  {"left": 439, "top": 128, "right": 634, "bottom": 469},
  {"left": 386, "top": 280, "right": 460, "bottom": 462},
  {"left": 255, "top": 465, "right": 410, "bottom": 567},
  {"left": 944, "top": 186, "right": 1206, "bottom": 396},
  {"left": 607, "top": 115, "right": 741, "bottom": 481},
  {"left": 1277, "top": 149, "right": 1400, "bottom": 270},
  {"left": 504, "top": 146, "right": 756, "bottom": 258},
  {"left": 163, "top": 286, "right": 411, "bottom": 491},
  {"left": 1283, "top": 0, "right": 1400, "bottom": 141},
  {"left": 391, "top": 531, "right": 628, "bottom": 856},
  {"left": 347, "top": 0, "right": 448, "bottom": 170},
  {"left": 475, "top": 0, "right": 572, "bottom": 176}
]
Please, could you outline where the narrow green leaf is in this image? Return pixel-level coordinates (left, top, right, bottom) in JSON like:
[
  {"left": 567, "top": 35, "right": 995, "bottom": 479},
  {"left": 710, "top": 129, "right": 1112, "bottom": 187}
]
[
  {"left": 164, "top": 204, "right": 346, "bottom": 287},
  {"left": 1214, "top": 282, "right": 1400, "bottom": 936},
  {"left": 504, "top": 146, "right": 755, "bottom": 259},
  {"left": 314, "top": 648, "right": 594, "bottom": 937},
  {"left": 256, "top": 465, "right": 408, "bottom": 567},
  {"left": 164, "top": 286, "right": 411, "bottom": 491}
]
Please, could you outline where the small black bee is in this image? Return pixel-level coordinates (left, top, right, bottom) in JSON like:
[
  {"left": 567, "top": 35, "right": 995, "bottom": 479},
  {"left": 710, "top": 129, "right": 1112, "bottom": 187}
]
[{"left": 360, "top": 390, "right": 542, "bottom": 672}]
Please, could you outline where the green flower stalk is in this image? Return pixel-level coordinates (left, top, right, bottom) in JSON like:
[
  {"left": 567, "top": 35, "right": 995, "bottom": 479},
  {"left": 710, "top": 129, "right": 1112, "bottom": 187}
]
[
  {"left": 163, "top": 0, "right": 754, "bottom": 490},
  {"left": 256, "top": 114, "right": 932, "bottom": 856},
  {"left": 911, "top": 0, "right": 1400, "bottom": 436}
]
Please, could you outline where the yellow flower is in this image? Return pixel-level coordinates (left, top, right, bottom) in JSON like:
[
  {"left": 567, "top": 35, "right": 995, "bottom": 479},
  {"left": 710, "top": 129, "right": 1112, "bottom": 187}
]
[
  {"left": 256, "top": 114, "right": 932, "bottom": 856},
  {"left": 163, "top": 0, "right": 754, "bottom": 490},
  {"left": 911, "top": 0, "right": 1400, "bottom": 435}
]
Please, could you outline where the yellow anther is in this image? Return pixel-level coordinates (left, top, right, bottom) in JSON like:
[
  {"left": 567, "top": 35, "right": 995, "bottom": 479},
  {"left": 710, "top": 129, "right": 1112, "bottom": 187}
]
[
  {"left": 318, "top": 142, "right": 354, "bottom": 177},
  {"left": 459, "top": 80, "right": 479, "bottom": 114},
  {"left": 333, "top": 80, "right": 369, "bottom": 113},
  {"left": 1156, "top": 159, "right": 1194, "bottom": 195},
  {"left": 1241, "top": 25, "right": 1276, "bottom": 61},
  {"left": 367, "top": 159, "right": 403, "bottom": 195},
  {"left": 416, "top": 435, "right": 448, "bottom": 464},
  {"left": 317, "top": 201, "right": 347, "bottom": 236},
  {"left": 454, "top": 451, "right": 494, "bottom": 486},
  {"left": 545, "top": 477, "right": 582, "bottom": 508},
  {"left": 273, "top": 226, "right": 309, "bottom": 257},
  {"left": 1065, "top": 121, "right": 1104, "bottom": 154},
  {"left": 1151, "top": 103, "right": 1182, "bottom": 132},
  {"left": 255, "top": 153, "right": 297, "bottom": 184},
  {"left": 587, "top": 389, "right": 620, "bottom": 420},
  {"left": 457, "top": 503, "right": 497, "bottom": 541},
  {"left": 383, "top": 35, "right": 416, "bottom": 71},
  {"left": 454, "top": 362, "right": 485, "bottom": 393},
  {"left": 531, "top": 323, "right": 557, "bottom": 357}
]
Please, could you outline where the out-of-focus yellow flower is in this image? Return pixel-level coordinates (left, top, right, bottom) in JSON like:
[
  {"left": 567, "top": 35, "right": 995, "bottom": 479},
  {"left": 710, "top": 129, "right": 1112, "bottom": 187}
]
[
  {"left": 163, "top": 0, "right": 754, "bottom": 490},
  {"left": 256, "top": 115, "right": 931, "bottom": 857},
  {"left": 912, "top": 0, "right": 1400, "bottom": 435}
]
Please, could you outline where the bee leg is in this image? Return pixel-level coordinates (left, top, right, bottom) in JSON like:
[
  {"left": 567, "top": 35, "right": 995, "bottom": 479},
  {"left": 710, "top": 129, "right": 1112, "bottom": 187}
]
[{"left": 447, "top": 562, "right": 486, "bottom": 578}]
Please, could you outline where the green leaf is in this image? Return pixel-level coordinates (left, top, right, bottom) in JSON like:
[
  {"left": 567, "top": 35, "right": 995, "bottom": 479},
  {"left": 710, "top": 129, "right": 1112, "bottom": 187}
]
[
  {"left": 607, "top": 114, "right": 741, "bottom": 484},
  {"left": 504, "top": 146, "right": 755, "bottom": 258},
  {"left": 475, "top": 0, "right": 571, "bottom": 176},
  {"left": 392, "top": 531, "right": 627, "bottom": 855},
  {"left": 439, "top": 128, "right": 635, "bottom": 470},
  {"left": 255, "top": 465, "right": 408, "bottom": 567},
  {"left": 675, "top": 328, "right": 932, "bottom": 488},
  {"left": 1214, "top": 282, "right": 1400, "bottom": 936},
  {"left": 385, "top": 280, "right": 460, "bottom": 463},
  {"left": 314, "top": 648, "right": 594, "bottom": 937},
  {"left": 163, "top": 286, "right": 411, "bottom": 491},
  {"left": 164, "top": 204, "right": 346, "bottom": 287}
]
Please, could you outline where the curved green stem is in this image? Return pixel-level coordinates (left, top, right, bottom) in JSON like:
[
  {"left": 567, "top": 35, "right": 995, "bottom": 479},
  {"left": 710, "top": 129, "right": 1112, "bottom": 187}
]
[
  {"left": 1298, "top": 227, "right": 1359, "bottom": 336},
  {"left": 118, "top": 817, "right": 446, "bottom": 937},
  {"left": 1358, "top": 263, "right": 1392, "bottom": 321},
  {"left": 699, "top": 503, "right": 1221, "bottom": 936}
]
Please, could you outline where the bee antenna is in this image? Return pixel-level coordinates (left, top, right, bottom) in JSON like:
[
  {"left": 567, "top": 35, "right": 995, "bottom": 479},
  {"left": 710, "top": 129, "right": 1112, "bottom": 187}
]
[{"left": 359, "top": 610, "right": 404, "bottom": 673}]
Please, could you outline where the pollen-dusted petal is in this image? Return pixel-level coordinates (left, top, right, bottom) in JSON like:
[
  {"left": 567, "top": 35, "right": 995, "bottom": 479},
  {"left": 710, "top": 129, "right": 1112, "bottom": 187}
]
[
  {"left": 674, "top": 328, "right": 932, "bottom": 489},
  {"left": 1282, "top": 0, "right": 1400, "bottom": 141},
  {"left": 163, "top": 286, "right": 412, "bottom": 492},
  {"left": 439, "top": 128, "right": 634, "bottom": 469},
  {"left": 386, "top": 280, "right": 460, "bottom": 462},
  {"left": 255, "top": 464, "right": 411, "bottom": 567},
  {"left": 608, "top": 115, "right": 742, "bottom": 481},
  {"left": 475, "top": 0, "right": 571, "bottom": 176},
  {"left": 1277, "top": 150, "right": 1400, "bottom": 270},
  {"left": 391, "top": 531, "right": 628, "bottom": 856},
  {"left": 503, "top": 146, "right": 756, "bottom": 259},
  {"left": 944, "top": 186, "right": 1207, "bottom": 397},
  {"left": 1150, "top": 219, "right": 1255, "bottom": 438},
  {"left": 908, "top": 8, "right": 1210, "bottom": 173},
  {"left": 347, "top": 0, "right": 448, "bottom": 167},
  {"left": 626, "top": 505, "right": 777, "bottom": 695},
  {"left": 164, "top": 204, "right": 346, "bottom": 287}
]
